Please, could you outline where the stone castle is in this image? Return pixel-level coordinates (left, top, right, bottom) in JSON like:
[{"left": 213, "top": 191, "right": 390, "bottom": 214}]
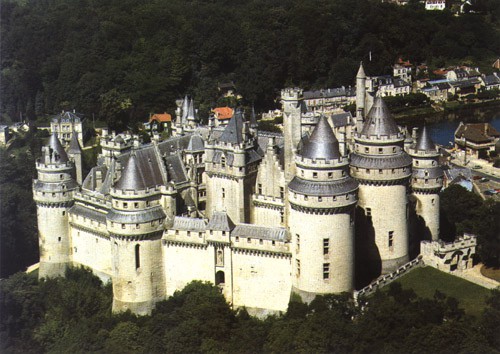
[{"left": 33, "top": 63, "right": 445, "bottom": 316}]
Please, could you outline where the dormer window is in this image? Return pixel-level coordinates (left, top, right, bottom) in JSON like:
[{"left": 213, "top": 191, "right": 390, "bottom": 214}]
[{"left": 221, "top": 156, "right": 226, "bottom": 168}]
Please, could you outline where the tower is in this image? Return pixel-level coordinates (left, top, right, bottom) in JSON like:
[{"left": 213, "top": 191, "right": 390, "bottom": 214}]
[
  {"left": 408, "top": 126, "right": 443, "bottom": 241},
  {"left": 107, "top": 151, "right": 167, "bottom": 315},
  {"left": 67, "top": 132, "right": 83, "bottom": 184},
  {"left": 33, "top": 132, "right": 78, "bottom": 278},
  {"left": 355, "top": 61, "right": 366, "bottom": 131},
  {"left": 288, "top": 116, "right": 358, "bottom": 302},
  {"left": 350, "top": 98, "right": 412, "bottom": 278},
  {"left": 205, "top": 108, "right": 261, "bottom": 223},
  {"left": 281, "top": 88, "right": 303, "bottom": 183}
]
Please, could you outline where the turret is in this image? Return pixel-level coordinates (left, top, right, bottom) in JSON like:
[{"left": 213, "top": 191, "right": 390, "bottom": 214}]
[
  {"left": 408, "top": 126, "right": 443, "bottom": 241},
  {"left": 281, "top": 88, "right": 303, "bottom": 184},
  {"left": 107, "top": 151, "right": 167, "bottom": 315},
  {"left": 205, "top": 108, "right": 261, "bottom": 223},
  {"left": 288, "top": 116, "right": 358, "bottom": 302},
  {"left": 350, "top": 97, "right": 412, "bottom": 280},
  {"left": 33, "top": 132, "right": 79, "bottom": 278}
]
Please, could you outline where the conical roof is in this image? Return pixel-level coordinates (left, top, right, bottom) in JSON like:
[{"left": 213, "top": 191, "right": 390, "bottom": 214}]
[
  {"left": 357, "top": 61, "right": 366, "bottom": 79},
  {"left": 187, "top": 98, "right": 196, "bottom": 121},
  {"left": 67, "top": 133, "right": 82, "bottom": 153},
  {"left": 48, "top": 132, "right": 69, "bottom": 162},
  {"left": 415, "top": 126, "right": 436, "bottom": 151},
  {"left": 114, "top": 151, "right": 148, "bottom": 190},
  {"left": 360, "top": 97, "right": 399, "bottom": 137},
  {"left": 250, "top": 106, "right": 258, "bottom": 129},
  {"left": 219, "top": 108, "right": 244, "bottom": 144},
  {"left": 181, "top": 95, "right": 189, "bottom": 122},
  {"left": 300, "top": 116, "right": 340, "bottom": 160}
]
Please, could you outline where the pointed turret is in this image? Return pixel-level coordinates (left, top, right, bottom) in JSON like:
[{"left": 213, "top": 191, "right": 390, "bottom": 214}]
[
  {"left": 46, "top": 132, "right": 69, "bottom": 163},
  {"left": 181, "top": 95, "right": 189, "bottom": 123},
  {"left": 360, "top": 97, "right": 400, "bottom": 137},
  {"left": 300, "top": 116, "right": 340, "bottom": 160},
  {"left": 219, "top": 108, "right": 244, "bottom": 144},
  {"left": 68, "top": 132, "right": 82, "bottom": 154},
  {"left": 67, "top": 133, "right": 83, "bottom": 184},
  {"left": 356, "top": 62, "right": 367, "bottom": 126},
  {"left": 187, "top": 98, "right": 196, "bottom": 122},
  {"left": 114, "top": 151, "right": 148, "bottom": 191},
  {"left": 357, "top": 61, "right": 366, "bottom": 79},
  {"left": 415, "top": 126, "right": 436, "bottom": 152},
  {"left": 250, "top": 105, "right": 258, "bottom": 129}
]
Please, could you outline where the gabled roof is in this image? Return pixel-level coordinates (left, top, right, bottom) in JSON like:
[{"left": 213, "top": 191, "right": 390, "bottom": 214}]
[
  {"left": 415, "top": 126, "right": 436, "bottom": 151},
  {"left": 300, "top": 115, "right": 340, "bottom": 160},
  {"left": 150, "top": 113, "right": 172, "bottom": 123},
  {"left": 219, "top": 108, "right": 244, "bottom": 144},
  {"left": 455, "top": 123, "right": 500, "bottom": 144},
  {"left": 360, "top": 97, "right": 400, "bottom": 137}
]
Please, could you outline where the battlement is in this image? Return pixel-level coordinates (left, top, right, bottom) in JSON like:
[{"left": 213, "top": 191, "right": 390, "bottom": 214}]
[
  {"left": 281, "top": 88, "right": 303, "bottom": 100},
  {"left": 111, "top": 185, "right": 162, "bottom": 199},
  {"left": 295, "top": 155, "right": 349, "bottom": 168}
]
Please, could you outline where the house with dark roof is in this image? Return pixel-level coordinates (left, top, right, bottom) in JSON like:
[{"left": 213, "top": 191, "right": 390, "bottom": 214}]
[
  {"left": 480, "top": 73, "right": 500, "bottom": 91},
  {"left": 454, "top": 122, "right": 500, "bottom": 158}
]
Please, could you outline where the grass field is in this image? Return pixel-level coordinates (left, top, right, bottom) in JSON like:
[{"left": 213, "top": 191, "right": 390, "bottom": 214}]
[{"left": 394, "top": 266, "right": 492, "bottom": 318}]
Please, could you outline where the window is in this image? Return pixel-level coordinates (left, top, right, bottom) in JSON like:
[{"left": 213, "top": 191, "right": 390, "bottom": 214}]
[
  {"left": 122, "top": 224, "right": 126, "bottom": 229},
  {"left": 222, "top": 231, "right": 226, "bottom": 236},
  {"left": 247, "top": 238, "right": 251, "bottom": 243},
  {"left": 199, "top": 232, "right": 202, "bottom": 238},
  {"left": 432, "top": 198, "right": 435, "bottom": 205},
  {"left": 379, "top": 169, "right": 383, "bottom": 174},
  {"left": 378, "top": 148, "right": 383, "bottom": 154},
  {"left": 366, "top": 169, "right": 370, "bottom": 173},
  {"left": 221, "top": 156, "right": 226, "bottom": 168},
  {"left": 323, "top": 263, "right": 330, "bottom": 279},
  {"left": 135, "top": 244, "right": 140, "bottom": 269},
  {"left": 296, "top": 234, "right": 300, "bottom": 252},
  {"left": 235, "top": 236, "right": 239, "bottom": 242},
  {"left": 187, "top": 231, "right": 191, "bottom": 237},
  {"left": 280, "top": 211, "right": 284, "bottom": 223},
  {"left": 328, "top": 172, "right": 333, "bottom": 179},
  {"left": 259, "top": 239, "right": 263, "bottom": 245},
  {"left": 301, "top": 170, "right": 304, "bottom": 177},
  {"left": 272, "top": 240, "right": 276, "bottom": 246},
  {"left": 222, "top": 188, "right": 225, "bottom": 198},
  {"left": 175, "top": 230, "right": 179, "bottom": 235},
  {"left": 365, "top": 147, "right": 369, "bottom": 153},
  {"left": 425, "top": 179, "right": 428, "bottom": 184},
  {"left": 258, "top": 183, "right": 262, "bottom": 194},
  {"left": 62, "top": 211, "right": 66, "bottom": 216},
  {"left": 388, "top": 231, "right": 394, "bottom": 249},
  {"left": 280, "top": 187, "right": 284, "bottom": 199},
  {"left": 134, "top": 202, "right": 139, "bottom": 209},
  {"left": 210, "top": 230, "right": 213, "bottom": 235},
  {"left": 304, "top": 195, "right": 308, "bottom": 201},
  {"left": 296, "top": 259, "right": 301, "bottom": 277},
  {"left": 58, "top": 237, "right": 61, "bottom": 242},
  {"left": 393, "top": 147, "right": 396, "bottom": 153},
  {"left": 313, "top": 172, "right": 318, "bottom": 179},
  {"left": 136, "top": 223, "right": 140, "bottom": 229},
  {"left": 366, "top": 208, "right": 372, "bottom": 217},
  {"left": 323, "top": 238, "right": 329, "bottom": 255},
  {"left": 123, "top": 202, "right": 128, "bottom": 209},
  {"left": 318, "top": 196, "right": 322, "bottom": 202}
]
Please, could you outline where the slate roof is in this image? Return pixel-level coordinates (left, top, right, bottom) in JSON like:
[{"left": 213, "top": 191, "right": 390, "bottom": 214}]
[
  {"left": 232, "top": 224, "right": 288, "bottom": 241},
  {"left": 114, "top": 149, "right": 164, "bottom": 190},
  {"left": 415, "top": 126, "right": 436, "bottom": 152},
  {"left": 207, "top": 211, "right": 235, "bottom": 231},
  {"left": 172, "top": 216, "right": 207, "bottom": 231},
  {"left": 482, "top": 74, "right": 500, "bottom": 86},
  {"left": 360, "top": 97, "right": 400, "bottom": 137},
  {"left": 68, "top": 133, "right": 82, "bottom": 153},
  {"left": 303, "top": 86, "right": 355, "bottom": 100},
  {"left": 300, "top": 116, "right": 341, "bottom": 160},
  {"left": 288, "top": 177, "right": 358, "bottom": 196},
  {"left": 330, "top": 112, "right": 353, "bottom": 128},
  {"left": 455, "top": 123, "right": 500, "bottom": 144},
  {"left": 350, "top": 154, "right": 413, "bottom": 169},
  {"left": 186, "top": 134, "right": 204, "bottom": 151},
  {"left": 219, "top": 108, "right": 244, "bottom": 144},
  {"left": 107, "top": 206, "right": 166, "bottom": 224},
  {"left": 69, "top": 204, "right": 107, "bottom": 224},
  {"left": 46, "top": 132, "right": 69, "bottom": 162},
  {"left": 52, "top": 111, "right": 82, "bottom": 123}
]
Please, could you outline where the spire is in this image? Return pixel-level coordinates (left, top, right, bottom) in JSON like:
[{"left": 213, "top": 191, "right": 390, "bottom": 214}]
[
  {"left": 47, "top": 132, "right": 69, "bottom": 162},
  {"left": 300, "top": 115, "right": 340, "bottom": 160},
  {"left": 360, "top": 97, "right": 399, "bottom": 137},
  {"left": 219, "top": 108, "right": 244, "bottom": 144},
  {"left": 114, "top": 151, "right": 148, "bottom": 190},
  {"left": 415, "top": 125, "right": 436, "bottom": 151},
  {"left": 187, "top": 98, "right": 196, "bottom": 121},
  {"left": 357, "top": 61, "right": 366, "bottom": 79},
  {"left": 67, "top": 132, "right": 82, "bottom": 154},
  {"left": 250, "top": 105, "right": 258, "bottom": 129},
  {"left": 181, "top": 95, "right": 189, "bottom": 123}
]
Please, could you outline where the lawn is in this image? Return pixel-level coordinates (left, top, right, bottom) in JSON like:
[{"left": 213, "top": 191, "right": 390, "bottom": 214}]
[{"left": 394, "top": 266, "right": 492, "bottom": 318}]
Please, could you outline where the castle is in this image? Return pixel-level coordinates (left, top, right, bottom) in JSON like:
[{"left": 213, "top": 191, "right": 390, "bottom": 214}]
[{"left": 33, "top": 63, "right": 445, "bottom": 316}]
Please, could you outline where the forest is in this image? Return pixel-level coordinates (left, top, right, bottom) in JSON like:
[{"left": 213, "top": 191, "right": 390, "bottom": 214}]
[
  {"left": 1, "top": 0, "right": 500, "bottom": 130},
  {"left": 1, "top": 267, "right": 499, "bottom": 353}
]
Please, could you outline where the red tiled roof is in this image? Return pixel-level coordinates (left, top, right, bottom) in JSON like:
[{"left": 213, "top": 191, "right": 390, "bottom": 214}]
[
  {"left": 212, "top": 107, "right": 233, "bottom": 120},
  {"left": 149, "top": 113, "right": 172, "bottom": 123}
]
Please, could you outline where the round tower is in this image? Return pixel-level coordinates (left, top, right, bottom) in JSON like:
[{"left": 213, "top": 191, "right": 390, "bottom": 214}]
[
  {"left": 356, "top": 61, "right": 366, "bottom": 129},
  {"left": 288, "top": 116, "right": 358, "bottom": 302},
  {"left": 107, "top": 151, "right": 167, "bottom": 315},
  {"left": 408, "top": 126, "right": 443, "bottom": 241},
  {"left": 33, "top": 132, "right": 78, "bottom": 278},
  {"left": 350, "top": 98, "right": 412, "bottom": 278}
]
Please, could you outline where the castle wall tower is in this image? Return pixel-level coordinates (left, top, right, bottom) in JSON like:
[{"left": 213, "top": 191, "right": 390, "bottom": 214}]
[
  {"left": 408, "top": 126, "right": 443, "bottom": 241},
  {"left": 205, "top": 109, "right": 261, "bottom": 223},
  {"left": 107, "top": 151, "right": 167, "bottom": 315},
  {"left": 350, "top": 98, "right": 412, "bottom": 278},
  {"left": 281, "top": 88, "right": 303, "bottom": 184},
  {"left": 33, "top": 133, "right": 79, "bottom": 278},
  {"left": 356, "top": 62, "right": 366, "bottom": 131},
  {"left": 288, "top": 116, "right": 358, "bottom": 302}
]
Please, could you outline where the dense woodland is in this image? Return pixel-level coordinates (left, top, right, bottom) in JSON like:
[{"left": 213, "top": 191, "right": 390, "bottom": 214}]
[
  {"left": 1, "top": 268, "right": 499, "bottom": 353},
  {"left": 1, "top": 0, "right": 500, "bottom": 130}
]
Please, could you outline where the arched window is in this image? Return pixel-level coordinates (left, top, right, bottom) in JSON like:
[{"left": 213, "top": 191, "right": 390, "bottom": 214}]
[
  {"left": 215, "top": 270, "right": 225, "bottom": 285},
  {"left": 135, "top": 244, "right": 140, "bottom": 270}
]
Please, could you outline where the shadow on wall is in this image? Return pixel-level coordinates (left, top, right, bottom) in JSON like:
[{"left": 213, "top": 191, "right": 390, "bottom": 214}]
[{"left": 355, "top": 206, "right": 381, "bottom": 289}]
